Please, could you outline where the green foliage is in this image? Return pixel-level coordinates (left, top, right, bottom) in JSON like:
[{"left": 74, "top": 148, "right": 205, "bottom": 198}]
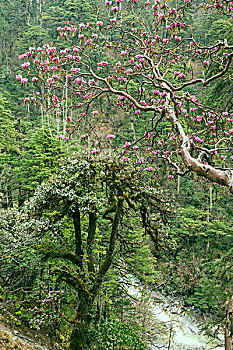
[
  {"left": 0, "top": 91, "right": 19, "bottom": 153},
  {"left": 158, "top": 178, "right": 233, "bottom": 322},
  {"left": 15, "top": 25, "right": 50, "bottom": 53},
  {"left": 0, "top": 127, "right": 64, "bottom": 207},
  {"left": 91, "top": 321, "right": 146, "bottom": 350},
  {"left": 13, "top": 127, "right": 64, "bottom": 191}
]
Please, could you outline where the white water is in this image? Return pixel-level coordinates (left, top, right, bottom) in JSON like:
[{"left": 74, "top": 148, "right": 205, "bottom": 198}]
[{"left": 126, "top": 280, "right": 224, "bottom": 350}]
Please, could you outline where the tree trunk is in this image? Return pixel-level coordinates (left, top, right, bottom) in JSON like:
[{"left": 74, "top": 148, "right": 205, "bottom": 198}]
[
  {"left": 69, "top": 322, "right": 90, "bottom": 350},
  {"left": 69, "top": 299, "right": 93, "bottom": 350},
  {"left": 69, "top": 198, "right": 123, "bottom": 349}
]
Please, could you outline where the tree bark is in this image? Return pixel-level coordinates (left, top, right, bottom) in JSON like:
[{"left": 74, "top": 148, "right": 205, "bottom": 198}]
[
  {"left": 165, "top": 96, "right": 233, "bottom": 194},
  {"left": 73, "top": 208, "right": 83, "bottom": 271},
  {"left": 87, "top": 205, "right": 97, "bottom": 273},
  {"left": 69, "top": 298, "right": 93, "bottom": 350},
  {"left": 69, "top": 198, "right": 124, "bottom": 349}
]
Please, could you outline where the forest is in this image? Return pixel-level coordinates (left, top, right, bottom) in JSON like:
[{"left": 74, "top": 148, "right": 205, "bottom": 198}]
[{"left": 0, "top": 0, "right": 233, "bottom": 349}]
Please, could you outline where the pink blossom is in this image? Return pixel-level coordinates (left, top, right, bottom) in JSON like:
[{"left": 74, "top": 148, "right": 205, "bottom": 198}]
[
  {"left": 140, "top": 100, "right": 147, "bottom": 106},
  {"left": 85, "top": 38, "right": 93, "bottom": 44},
  {"left": 22, "top": 62, "right": 30, "bottom": 68},
  {"left": 178, "top": 73, "right": 185, "bottom": 79},
  {"left": 174, "top": 35, "right": 181, "bottom": 41},
  {"left": 52, "top": 95, "right": 59, "bottom": 102},
  {"left": 138, "top": 157, "right": 144, "bottom": 164},
  {"left": 81, "top": 134, "right": 88, "bottom": 139},
  {"left": 93, "top": 110, "right": 98, "bottom": 115},
  {"left": 124, "top": 142, "right": 131, "bottom": 148},
  {"left": 92, "top": 148, "right": 100, "bottom": 154},
  {"left": 24, "top": 97, "right": 30, "bottom": 102},
  {"left": 107, "top": 134, "right": 116, "bottom": 139},
  {"left": 203, "top": 60, "right": 209, "bottom": 66},
  {"left": 21, "top": 78, "right": 28, "bottom": 83},
  {"left": 57, "top": 134, "right": 63, "bottom": 139},
  {"left": 97, "top": 21, "right": 103, "bottom": 26},
  {"left": 196, "top": 115, "right": 203, "bottom": 122},
  {"left": 48, "top": 78, "right": 54, "bottom": 85},
  {"left": 190, "top": 96, "right": 199, "bottom": 103},
  {"left": 67, "top": 116, "right": 71, "bottom": 121},
  {"left": 159, "top": 14, "right": 165, "bottom": 20},
  {"left": 194, "top": 136, "right": 202, "bottom": 143},
  {"left": 133, "top": 145, "right": 139, "bottom": 150},
  {"left": 16, "top": 74, "right": 22, "bottom": 81},
  {"left": 168, "top": 175, "right": 174, "bottom": 179},
  {"left": 79, "top": 23, "right": 85, "bottom": 30},
  {"left": 123, "top": 157, "right": 129, "bottom": 161}
]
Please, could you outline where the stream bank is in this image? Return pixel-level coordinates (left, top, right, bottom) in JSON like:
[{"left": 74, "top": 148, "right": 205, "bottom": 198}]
[{"left": 126, "top": 279, "right": 224, "bottom": 350}]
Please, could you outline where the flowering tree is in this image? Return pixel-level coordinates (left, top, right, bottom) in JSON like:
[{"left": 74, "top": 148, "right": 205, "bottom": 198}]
[{"left": 17, "top": 0, "right": 233, "bottom": 194}]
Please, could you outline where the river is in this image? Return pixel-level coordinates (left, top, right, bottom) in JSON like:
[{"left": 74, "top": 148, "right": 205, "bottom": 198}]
[{"left": 126, "top": 279, "right": 224, "bottom": 350}]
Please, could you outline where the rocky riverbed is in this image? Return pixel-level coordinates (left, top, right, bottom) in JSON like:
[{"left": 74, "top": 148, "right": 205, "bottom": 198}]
[{"left": 126, "top": 279, "right": 224, "bottom": 350}]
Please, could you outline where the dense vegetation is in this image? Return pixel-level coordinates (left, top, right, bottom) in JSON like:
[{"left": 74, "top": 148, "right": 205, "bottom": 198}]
[{"left": 0, "top": 0, "right": 233, "bottom": 349}]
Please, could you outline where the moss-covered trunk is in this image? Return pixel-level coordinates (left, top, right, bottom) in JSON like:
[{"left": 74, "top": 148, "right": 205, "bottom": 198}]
[{"left": 69, "top": 299, "right": 93, "bottom": 350}]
